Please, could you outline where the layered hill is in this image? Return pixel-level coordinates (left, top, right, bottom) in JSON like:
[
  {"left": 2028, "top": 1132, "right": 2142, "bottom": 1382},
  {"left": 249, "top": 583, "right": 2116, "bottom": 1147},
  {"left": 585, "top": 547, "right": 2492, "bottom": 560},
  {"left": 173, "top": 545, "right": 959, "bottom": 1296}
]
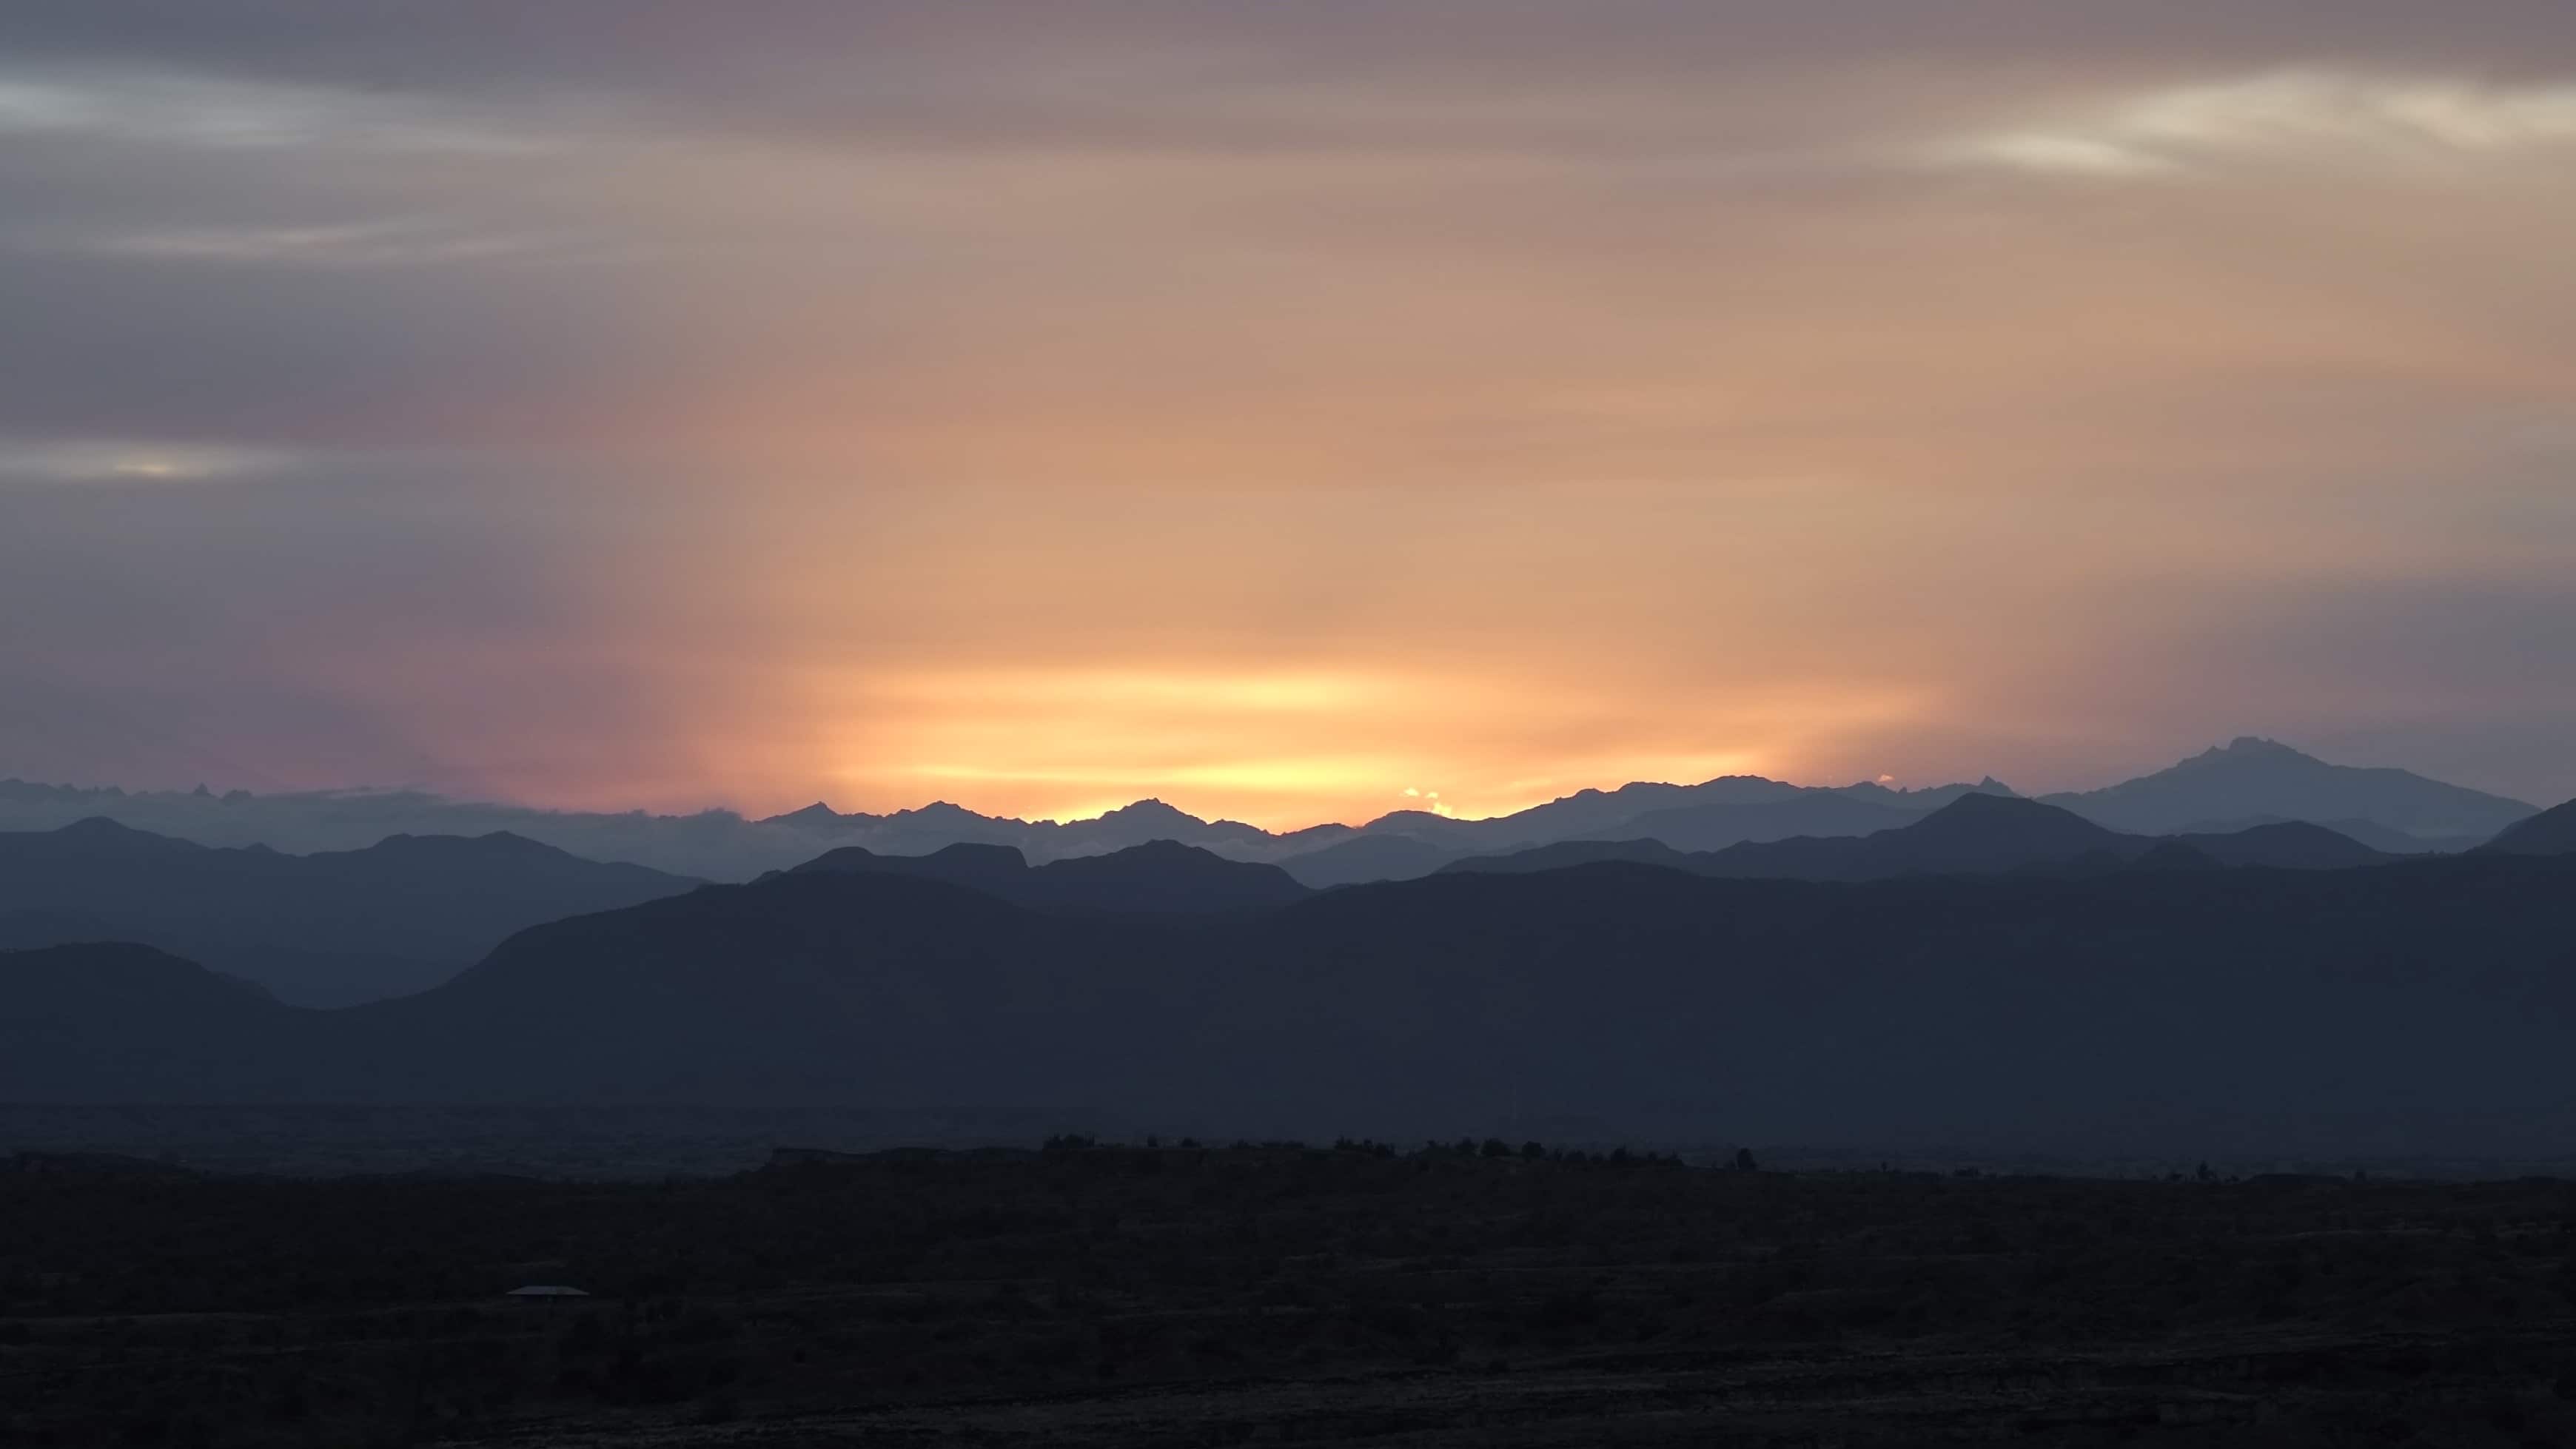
[
  {"left": 12, "top": 844, "right": 2576, "bottom": 1157},
  {"left": 1705, "top": 793, "right": 2124, "bottom": 878},
  {"left": 1272, "top": 833, "right": 1455, "bottom": 889},
  {"left": 2170, "top": 820, "right": 2395, "bottom": 870},
  {"left": 0, "top": 819, "right": 699, "bottom": 1006}
]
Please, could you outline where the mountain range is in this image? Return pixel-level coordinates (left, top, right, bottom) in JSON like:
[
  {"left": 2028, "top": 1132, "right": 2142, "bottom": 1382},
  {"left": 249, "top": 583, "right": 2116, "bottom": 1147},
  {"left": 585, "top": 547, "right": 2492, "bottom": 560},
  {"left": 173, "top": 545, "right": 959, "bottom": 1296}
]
[
  {"left": 0, "top": 737, "right": 2542, "bottom": 887},
  {"left": 12, "top": 834, "right": 2576, "bottom": 1155},
  {"left": 7, "top": 762, "right": 2574, "bottom": 1150}
]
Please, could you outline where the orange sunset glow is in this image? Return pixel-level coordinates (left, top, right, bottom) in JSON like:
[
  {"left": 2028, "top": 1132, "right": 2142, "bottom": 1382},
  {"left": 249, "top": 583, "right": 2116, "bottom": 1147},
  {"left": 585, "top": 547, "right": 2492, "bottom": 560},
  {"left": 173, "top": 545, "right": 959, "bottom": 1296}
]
[{"left": 5, "top": 5, "right": 2575, "bottom": 825}]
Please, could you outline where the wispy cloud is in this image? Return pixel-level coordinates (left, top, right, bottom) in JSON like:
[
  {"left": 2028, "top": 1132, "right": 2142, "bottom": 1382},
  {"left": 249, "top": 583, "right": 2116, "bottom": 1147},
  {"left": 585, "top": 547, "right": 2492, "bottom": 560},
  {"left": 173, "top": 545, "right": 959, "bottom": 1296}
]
[
  {"left": 0, "top": 67, "right": 560, "bottom": 154},
  {"left": 0, "top": 437, "right": 301, "bottom": 485},
  {"left": 1936, "top": 70, "right": 2576, "bottom": 178},
  {"left": 61, "top": 217, "right": 603, "bottom": 268}
]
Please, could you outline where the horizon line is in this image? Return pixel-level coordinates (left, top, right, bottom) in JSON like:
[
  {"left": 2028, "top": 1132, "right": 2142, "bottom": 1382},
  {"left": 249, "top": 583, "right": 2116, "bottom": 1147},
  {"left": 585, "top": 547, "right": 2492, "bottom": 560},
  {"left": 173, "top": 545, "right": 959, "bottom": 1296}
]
[{"left": 5, "top": 734, "right": 2529, "bottom": 837}]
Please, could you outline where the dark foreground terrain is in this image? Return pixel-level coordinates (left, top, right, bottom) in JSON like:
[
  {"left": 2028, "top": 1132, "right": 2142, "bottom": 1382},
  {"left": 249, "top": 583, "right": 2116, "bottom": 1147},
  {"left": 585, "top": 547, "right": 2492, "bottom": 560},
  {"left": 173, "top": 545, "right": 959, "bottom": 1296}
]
[{"left": 7, "top": 1145, "right": 2576, "bottom": 1447}]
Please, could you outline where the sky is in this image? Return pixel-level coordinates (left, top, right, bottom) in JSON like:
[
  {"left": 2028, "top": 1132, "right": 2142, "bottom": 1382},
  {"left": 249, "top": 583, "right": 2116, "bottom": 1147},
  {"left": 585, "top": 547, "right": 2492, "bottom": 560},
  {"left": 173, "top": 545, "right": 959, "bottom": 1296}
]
[{"left": 4, "top": 2, "right": 2574, "bottom": 827}]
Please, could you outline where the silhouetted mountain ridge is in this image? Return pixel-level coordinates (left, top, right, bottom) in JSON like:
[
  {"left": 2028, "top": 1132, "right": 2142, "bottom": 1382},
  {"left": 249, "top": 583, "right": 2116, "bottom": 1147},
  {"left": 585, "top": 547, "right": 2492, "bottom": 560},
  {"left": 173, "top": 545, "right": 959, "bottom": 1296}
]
[{"left": 0, "top": 739, "right": 2541, "bottom": 882}]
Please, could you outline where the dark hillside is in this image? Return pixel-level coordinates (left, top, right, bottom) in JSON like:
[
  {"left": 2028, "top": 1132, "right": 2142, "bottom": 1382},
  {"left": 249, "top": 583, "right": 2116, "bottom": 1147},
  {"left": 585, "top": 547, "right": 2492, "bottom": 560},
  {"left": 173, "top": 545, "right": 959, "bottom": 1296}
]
[{"left": 16, "top": 852, "right": 2576, "bottom": 1156}]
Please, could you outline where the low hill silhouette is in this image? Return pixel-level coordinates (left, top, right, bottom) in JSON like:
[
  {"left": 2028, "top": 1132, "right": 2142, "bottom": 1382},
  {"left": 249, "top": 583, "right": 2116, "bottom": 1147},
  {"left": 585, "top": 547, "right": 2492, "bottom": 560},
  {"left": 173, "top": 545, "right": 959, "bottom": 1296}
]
[
  {"left": 1434, "top": 838, "right": 1703, "bottom": 876},
  {"left": 787, "top": 838, "right": 1309, "bottom": 914},
  {"left": 1657, "top": 794, "right": 2110, "bottom": 881},
  {"left": 2170, "top": 813, "right": 2462, "bottom": 855},
  {"left": 1274, "top": 833, "right": 1455, "bottom": 888},
  {"left": 1611, "top": 795, "right": 1924, "bottom": 853},
  {"left": 0, "top": 819, "right": 700, "bottom": 1006},
  {"left": 2170, "top": 820, "right": 2392, "bottom": 870}
]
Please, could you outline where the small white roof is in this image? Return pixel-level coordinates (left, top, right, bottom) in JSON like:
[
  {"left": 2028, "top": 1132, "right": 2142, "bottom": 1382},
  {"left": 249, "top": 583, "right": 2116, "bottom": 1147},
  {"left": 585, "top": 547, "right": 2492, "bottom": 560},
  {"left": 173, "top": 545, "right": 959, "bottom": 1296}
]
[{"left": 506, "top": 1284, "right": 591, "bottom": 1297}]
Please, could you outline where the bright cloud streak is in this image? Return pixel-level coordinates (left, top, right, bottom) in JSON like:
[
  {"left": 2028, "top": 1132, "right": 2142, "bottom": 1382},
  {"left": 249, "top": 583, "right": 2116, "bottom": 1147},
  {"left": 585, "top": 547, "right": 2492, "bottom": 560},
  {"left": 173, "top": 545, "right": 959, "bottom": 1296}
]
[
  {"left": 1942, "top": 70, "right": 2576, "bottom": 177},
  {"left": 0, "top": 437, "right": 300, "bottom": 485}
]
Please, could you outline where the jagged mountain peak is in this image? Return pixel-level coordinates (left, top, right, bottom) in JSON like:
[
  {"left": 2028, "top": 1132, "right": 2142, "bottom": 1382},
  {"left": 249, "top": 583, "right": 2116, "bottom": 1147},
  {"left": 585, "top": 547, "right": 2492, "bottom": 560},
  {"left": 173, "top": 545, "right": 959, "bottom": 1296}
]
[
  {"left": 1094, "top": 798, "right": 1201, "bottom": 822},
  {"left": 767, "top": 801, "right": 846, "bottom": 826},
  {"left": 2210, "top": 736, "right": 2304, "bottom": 759},
  {"left": 900, "top": 800, "right": 995, "bottom": 821}
]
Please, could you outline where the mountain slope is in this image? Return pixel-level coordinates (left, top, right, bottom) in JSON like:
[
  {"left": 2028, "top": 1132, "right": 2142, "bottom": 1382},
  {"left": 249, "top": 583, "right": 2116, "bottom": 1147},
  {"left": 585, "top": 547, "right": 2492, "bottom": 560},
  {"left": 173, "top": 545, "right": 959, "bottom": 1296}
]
[
  {"left": 1609, "top": 795, "right": 1924, "bottom": 853},
  {"left": 2173, "top": 814, "right": 2466, "bottom": 856},
  {"left": 1435, "top": 839, "right": 1703, "bottom": 876},
  {"left": 2478, "top": 799, "right": 2576, "bottom": 855},
  {"left": 1698, "top": 794, "right": 2126, "bottom": 881},
  {"left": 1025, "top": 839, "right": 1310, "bottom": 912},
  {"left": 0, "top": 944, "right": 306, "bottom": 1100},
  {"left": 0, "top": 820, "right": 700, "bottom": 1006},
  {"left": 2169, "top": 820, "right": 2392, "bottom": 870},
  {"left": 2042, "top": 738, "right": 2535, "bottom": 840},
  {"left": 1441, "top": 776, "right": 1808, "bottom": 845}
]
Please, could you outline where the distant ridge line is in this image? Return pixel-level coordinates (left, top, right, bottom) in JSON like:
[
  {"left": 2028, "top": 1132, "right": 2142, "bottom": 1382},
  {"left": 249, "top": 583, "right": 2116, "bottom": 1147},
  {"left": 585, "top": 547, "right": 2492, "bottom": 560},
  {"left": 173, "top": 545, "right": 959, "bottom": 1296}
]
[{"left": 0, "top": 736, "right": 2548, "bottom": 883}]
